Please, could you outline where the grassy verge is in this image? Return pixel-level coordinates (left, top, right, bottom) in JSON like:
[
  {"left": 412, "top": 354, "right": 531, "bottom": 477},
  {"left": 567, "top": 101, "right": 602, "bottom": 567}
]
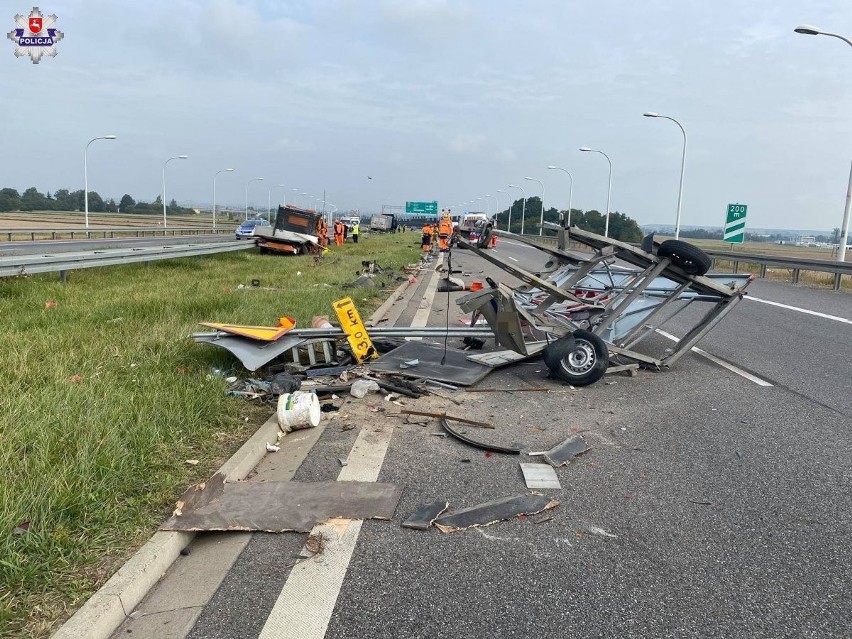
[{"left": 0, "top": 232, "right": 420, "bottom": 638}]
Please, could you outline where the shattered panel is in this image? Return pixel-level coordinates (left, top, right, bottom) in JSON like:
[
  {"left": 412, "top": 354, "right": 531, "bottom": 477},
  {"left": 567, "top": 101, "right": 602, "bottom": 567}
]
[
  {"left": 543, "top": 434, "right": 591, "bottom": 467},
  {"left": 434, "top": 494, "right": 558, "bottom": 533},
  {"left": 161, "top": 474, "right": 402, "bottom": 533},
  {"left": 401, "top": 500, "right": 450, "bottom": 530}
]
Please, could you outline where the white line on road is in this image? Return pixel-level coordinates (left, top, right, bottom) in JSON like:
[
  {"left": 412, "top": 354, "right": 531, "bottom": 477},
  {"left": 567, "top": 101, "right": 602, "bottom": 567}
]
[
  {"left": 408, "top": 253, "right": 444, "bottom": 333},
  {"left": 507, "top": 256, "right": 519, "bottom": 262},
  {"left": 655, "top": 329, "right": 773, "bottom": 387},
  {"left": 258, "top": 428, "right": 394, "bottom": 639},
  {"left": 746, "top": 296, "right": 851, "bottom": 325}
]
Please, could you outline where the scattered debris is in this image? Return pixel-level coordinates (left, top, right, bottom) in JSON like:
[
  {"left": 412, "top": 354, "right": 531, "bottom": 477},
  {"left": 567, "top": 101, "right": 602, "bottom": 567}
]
[
  {"left": 532, "top": 514, "right": 552, "bottom": 525},
  {"left": 434, "top": 494, "right": 559, "bottom": 533},
  {"left": 401, "top": 409, "right": 494, "bottom": 429},
  {"left": 161, "top": 473, "right": 403, "bottom": 532},
  {"left": 277, "top": 391, "right": 321, "bottom": 431},
  {"left": 185, "top": 459, "right": 199, "bottom": 466},
  {"left": 304, "top": 533, "right": 325, "bottom": 555},
  {"left": 530, "top": 433, "right": 591, "bottom": 467},
  {"left": 338, "top": 458, "right": 348, "bottom": 467},
  {"left": 519, "top": 463, "right": 562, "bottom": 489},
  {"left": 465, "top": 387, "right": 549, "bottom": 393},
  {"left": 441, "top": 418, "right": 523, "bottom": 455},
  {"left": 350, "top": 379, "right": 380, "bottom": 398},
  {"left": 401, "top": 500, "right": 450, "bottom": 530},
  {"left": 266, "top": 443, "right": 280, "bottom": 453}
]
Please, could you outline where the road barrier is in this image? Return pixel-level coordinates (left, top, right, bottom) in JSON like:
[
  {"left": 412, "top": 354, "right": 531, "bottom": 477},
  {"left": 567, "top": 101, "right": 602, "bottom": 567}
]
[
  {"left": 0, "top": 241, "right": 254, "bottom": 280},
  {"left": 3, "top": 227, "right": 233, "bottom": 241},
  {"left": 517, "top": 234, "right": 851, "bottom": 291}
]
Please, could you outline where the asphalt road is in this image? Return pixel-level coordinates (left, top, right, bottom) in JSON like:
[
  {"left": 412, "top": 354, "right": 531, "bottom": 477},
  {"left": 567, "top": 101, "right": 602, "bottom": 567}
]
[{"left": 113, "top": 236, "right": 851, "bottom": 639}]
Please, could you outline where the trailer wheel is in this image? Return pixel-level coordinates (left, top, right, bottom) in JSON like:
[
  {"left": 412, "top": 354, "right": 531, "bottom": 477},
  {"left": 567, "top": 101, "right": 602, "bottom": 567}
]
[
  {"left": 657, "top": 240, "right": 711, "bottom": 276},
  {"left": 476, "top": 225, "right": 493, "bottom": 249},
  {"left": 544, "top": 329, "right": 608, "bottom": 387}
]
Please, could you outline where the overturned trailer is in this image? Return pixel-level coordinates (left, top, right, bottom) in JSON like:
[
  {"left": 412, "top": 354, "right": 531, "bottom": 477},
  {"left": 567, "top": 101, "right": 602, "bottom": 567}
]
[
  {"left": 255, "top": 205, "right": 322, "bottom": 255},
  {"left": 456, "top": 223, "right": 753, "bottom": 386}
]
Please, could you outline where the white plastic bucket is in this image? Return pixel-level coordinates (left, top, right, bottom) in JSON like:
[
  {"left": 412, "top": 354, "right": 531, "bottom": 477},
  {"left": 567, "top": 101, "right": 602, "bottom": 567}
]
[{"left": 277, "top": 391, "right": 321, "bottom": 431}]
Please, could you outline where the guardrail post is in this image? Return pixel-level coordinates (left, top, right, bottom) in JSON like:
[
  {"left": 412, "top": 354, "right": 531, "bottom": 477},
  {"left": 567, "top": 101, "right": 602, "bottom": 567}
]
[
  {"left": 759, "top": 264, "right": 767, "bottom": 278},
  {"left": 59, "top": 270, "right": 66, "bottom": 283},
  {"left": 733, "top": 261, "right": 738, "bottom": 274},
  {"left": 792, "top": 268, "right": 800, "bottom": 284},
  {"left": 52, "top": 232, "right": 56, "bottom": 240},
  {"left": 31, "top": 232, "right": 35, "bottom": 241},
  {"left": 833, "top": 273, "right": 841, "bottom": 291}
]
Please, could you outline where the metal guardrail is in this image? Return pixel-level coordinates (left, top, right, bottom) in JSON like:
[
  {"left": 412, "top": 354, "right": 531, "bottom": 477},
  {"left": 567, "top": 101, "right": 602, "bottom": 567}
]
[
  {"left": 514, "top": 234, "right": 851, "bottom": 290},
  {"left": 705, "top": 249, "right": 851, "bottom": 290},
  {"left": 0, "top": 241, "right": 254, "bottom": 280},
  {"left": 2, "top": 227, "right": 234, "bottom": 241}
]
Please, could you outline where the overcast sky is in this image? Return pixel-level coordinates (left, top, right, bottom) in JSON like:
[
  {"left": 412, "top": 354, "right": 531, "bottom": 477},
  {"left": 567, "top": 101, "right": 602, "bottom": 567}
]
[{"left": 2, "top": 0, "right": 851, "bottom": 230}]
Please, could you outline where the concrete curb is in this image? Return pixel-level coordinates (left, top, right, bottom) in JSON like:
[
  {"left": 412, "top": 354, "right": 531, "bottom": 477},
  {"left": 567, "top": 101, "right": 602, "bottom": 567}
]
[{"left": 51, "top": 274, "right": 420, "bottom": 639}]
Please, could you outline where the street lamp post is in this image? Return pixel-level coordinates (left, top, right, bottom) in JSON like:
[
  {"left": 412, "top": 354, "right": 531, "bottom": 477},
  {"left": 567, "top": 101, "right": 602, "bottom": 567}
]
[
  {"left": 212, "top": 168, "right": 234, "bottom": 231},
  {"left": 524, "top": 177, "right": 545, "bottom": 235},
  {"left": 245, "top": 177, "right": 264, "bottom": 220},
  {"left": 644, "top": 112, "right": 687, "bottom": 239},
  {"left": 795, "top": 24, "right": 852, "bottom": 262},
  {"left": 162, "top": 155, "right": 188, "bottom": 229},
  {"left": 486, "top": 194, "right": 500, "bottom": 221},
  {"left": 546, "top": 166, "right": 574, "bottom": 227},
  {"left": 579, "top": 147, "right": 613, "bottom": 237},
  {"left": 495, "top": 189, "right": 508, "bottom": 226},
  {"left": 507, "top": 184, "right": 526, "bottom": 234},
  {"left": 84, "top": 135, "right": 117, "bottom": 229}
]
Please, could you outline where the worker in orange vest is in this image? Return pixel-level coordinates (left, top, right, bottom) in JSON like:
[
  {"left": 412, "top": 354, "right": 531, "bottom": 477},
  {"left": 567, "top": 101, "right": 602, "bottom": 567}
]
[
  {"left": 421, "top": 222, "right": 432, "bottom": 251},
  {"left": 488, "top": 218, "right": 498, "bottom": 248},
  {"left": 438, "top": 211, "right": 453, "bottom": 251},
  {"left": 315, "top": 217, "right": 329, "bottom": 248},
  {"left": 333, "top": 219, "right": 345, "bottom": 246}
]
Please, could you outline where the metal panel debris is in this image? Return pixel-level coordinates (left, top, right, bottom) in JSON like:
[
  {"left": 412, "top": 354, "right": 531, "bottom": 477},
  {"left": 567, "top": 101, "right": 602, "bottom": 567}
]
[
  {"left": 520, "top": 463, "right": 562, "bottom": 489},
  {"left": 401, "top": 501, "right": 450, "bottom": 530},
  {"left": 369, "top": 341, "right": 492, "bottom": 386},
  {"left": 160, "top": 473, "right": 402, "bottom": 533},
  {"left": 434, "top": 494, "right": 559, "bottom": 533},
  {"left": 538, "top": 433, "right": 591, "bottom": 467}
]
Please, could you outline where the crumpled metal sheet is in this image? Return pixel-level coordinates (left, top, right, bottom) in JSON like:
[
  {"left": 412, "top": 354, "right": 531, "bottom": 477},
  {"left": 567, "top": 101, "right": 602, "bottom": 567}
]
[
  {"left": 434, "top": 494, "right": 558, "bottom": 534},
  {"left": 160, "top": 473, "right": 402, "bottom": 533}
]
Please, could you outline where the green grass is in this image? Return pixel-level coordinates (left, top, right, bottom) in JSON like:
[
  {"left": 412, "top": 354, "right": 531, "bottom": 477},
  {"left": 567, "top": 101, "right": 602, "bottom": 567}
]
[{"left": 0, "top": 232, "right": 420, "bottom": 638}]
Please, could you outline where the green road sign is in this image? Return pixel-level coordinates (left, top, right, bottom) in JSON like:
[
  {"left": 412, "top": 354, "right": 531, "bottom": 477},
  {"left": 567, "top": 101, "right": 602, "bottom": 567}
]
[
  {"left": 724, "top": 203, "right": 747, "bottom": 243},
  {"left": 405, "top": 201, "right": 438, "bottom": 215}
]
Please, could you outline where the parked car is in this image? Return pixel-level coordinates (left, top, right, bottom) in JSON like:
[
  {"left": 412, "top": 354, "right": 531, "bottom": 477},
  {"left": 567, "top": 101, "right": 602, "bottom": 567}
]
[{"left": 235, "top": 218, "right": 270, "bottom": 239}]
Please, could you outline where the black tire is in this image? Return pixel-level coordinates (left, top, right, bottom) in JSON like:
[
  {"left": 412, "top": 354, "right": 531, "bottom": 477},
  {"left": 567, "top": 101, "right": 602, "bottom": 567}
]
[
  {"left": 542, "top": 334, "right": 576, "bottom": 371},
  {"left": 476, "top": 225, "right": 493, "bottom": 249},
  {"left": 657, "top": 240, "right": 711, "bottom": 276},
  {"left": 544, "top": 329, "right": 608, "bottom": 387}
]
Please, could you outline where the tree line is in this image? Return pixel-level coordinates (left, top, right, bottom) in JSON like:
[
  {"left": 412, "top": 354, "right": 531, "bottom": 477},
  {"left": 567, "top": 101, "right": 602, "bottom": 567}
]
[
  {"left": 494, "top": 196, "right": 644, "bottom": 243},
  {"left": 0, "top": 186, "right": 190, "bottom": 215}
]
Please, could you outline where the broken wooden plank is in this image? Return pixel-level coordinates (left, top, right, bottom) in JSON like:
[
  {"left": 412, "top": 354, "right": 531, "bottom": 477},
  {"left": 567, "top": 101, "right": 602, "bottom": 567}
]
[
  {"left": 401, "top": 500, "right": 450, "bottom": 530},
  {"left": 434, "top": 494, "right": 558, "bottom": 533}
]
